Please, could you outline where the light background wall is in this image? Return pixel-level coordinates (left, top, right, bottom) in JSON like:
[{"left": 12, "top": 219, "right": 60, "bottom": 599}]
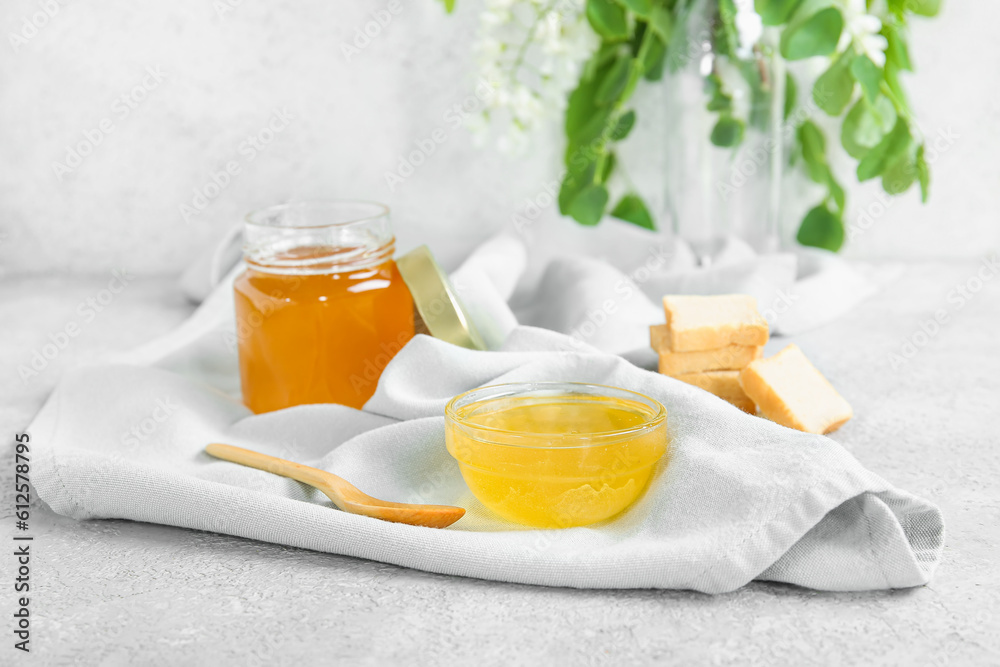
[{"left": 0, "top": 0, "right": 996, "bottom": 277}]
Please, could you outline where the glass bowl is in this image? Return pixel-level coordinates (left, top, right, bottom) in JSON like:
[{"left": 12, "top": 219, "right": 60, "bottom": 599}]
[{"left": 444, "top": 382, "right": 669, "bottom": 528}]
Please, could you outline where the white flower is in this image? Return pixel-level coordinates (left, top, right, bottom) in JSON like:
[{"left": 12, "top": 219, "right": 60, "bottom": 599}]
[
  {"left": 474, "top": 36, "right": 504, "bottom": 62},
  {"left": 546, "top": 56, "right": 583, "bottom": 96},
  {"left": 839, "top": 0, "right": 889, "bottom": 67},
  {"left": 480, "top": 8, "right": 511, "bottom": 29},
  {"left": 468, "top": 0, "right": 594, "bottom": 155},
  {"left": 509, "top": 84, "right": 544, "bottom": 125},
  {"left": 478, "top": 63, "right": 505, "bottom": 88},
  {"left": 534, "top": 11, "right": 564, "bottom": 54},
  {"left": 497, "top": 124, "right": 530, "bottom": 155},
  {"left": 733, "top": 0, "right": 763, "bottom": 59}
]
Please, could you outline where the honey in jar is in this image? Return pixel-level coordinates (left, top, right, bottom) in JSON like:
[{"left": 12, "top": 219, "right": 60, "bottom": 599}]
[{"left": 234, "top": 201, "right": 414, "bottom": 413}]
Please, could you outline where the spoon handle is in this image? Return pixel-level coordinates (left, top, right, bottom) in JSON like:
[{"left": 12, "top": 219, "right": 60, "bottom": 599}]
[
  {"left": 205, "top": 442, "right": 339, "bottom": 495},
  {"left": 205, "top": 442, "right": 465, "bottom": 528}
]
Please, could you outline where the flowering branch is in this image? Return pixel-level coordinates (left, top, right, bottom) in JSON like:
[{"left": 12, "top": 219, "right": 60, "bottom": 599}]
[{"left": 452, "top": 0, "right": 940, "bottom": 251}]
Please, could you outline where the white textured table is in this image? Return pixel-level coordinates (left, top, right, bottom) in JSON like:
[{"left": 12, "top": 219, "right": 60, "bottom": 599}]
[{"left": 3, "top": 261, "right": 998, "bottom": 665}]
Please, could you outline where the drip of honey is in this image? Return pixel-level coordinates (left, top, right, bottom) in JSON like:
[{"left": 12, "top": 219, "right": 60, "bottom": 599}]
[{"left": 233, "top": 246, "right": 414, "bottom": 413}]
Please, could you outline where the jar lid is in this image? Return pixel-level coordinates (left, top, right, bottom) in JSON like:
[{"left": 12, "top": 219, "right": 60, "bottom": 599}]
[{"left": 396, "top": 245, "right": 486, "bottom": 351}]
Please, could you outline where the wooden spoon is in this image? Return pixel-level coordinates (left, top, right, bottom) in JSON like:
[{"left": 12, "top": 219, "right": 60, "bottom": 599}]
[{"left": 205, "top": 443, "right": 465, "bottom": 528}]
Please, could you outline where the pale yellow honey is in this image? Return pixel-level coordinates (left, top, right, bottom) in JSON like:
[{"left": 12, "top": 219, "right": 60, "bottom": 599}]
[{"left": 446, "top": 394, "right": 668, "bottom": 528}]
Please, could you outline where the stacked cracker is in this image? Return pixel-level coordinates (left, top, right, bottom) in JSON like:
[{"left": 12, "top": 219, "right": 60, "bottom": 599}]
[
  {"left": 650, "top": 295, "right": 767, "bottom": 414},
  {"left": 651, "top": 295, "right": 852, "bottom": 434}
]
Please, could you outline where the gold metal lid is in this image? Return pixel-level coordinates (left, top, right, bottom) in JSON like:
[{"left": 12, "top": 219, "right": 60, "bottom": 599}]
[{"left": 396, "top": 245, "right": 486, "bottom": 351}]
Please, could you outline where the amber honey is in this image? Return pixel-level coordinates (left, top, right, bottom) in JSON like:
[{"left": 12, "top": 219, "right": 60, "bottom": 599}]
[{"left": 234, "top": 202, "right": 414, "bottom": 413}]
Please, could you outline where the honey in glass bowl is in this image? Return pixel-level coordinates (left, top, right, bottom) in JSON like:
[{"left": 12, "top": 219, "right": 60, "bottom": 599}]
[{"left": 445, "top": 382, "right": 669, "bottom": 528}]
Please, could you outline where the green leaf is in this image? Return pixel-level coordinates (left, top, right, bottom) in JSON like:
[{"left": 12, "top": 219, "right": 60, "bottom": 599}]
[
  {"left": 641, "top": 34, "right": 667, "bottom": 80},
  {"left": 867, "top": 94, "right": 898, "bottom": 131},
  {"left": 798, "top": 120, "right": 829, "bottom": 183},
  {"left": 710, "top": 116, "right": 745, "bottom": 147},
  {"left": 882, "top": 61, "right": 911, "bottom": 112},
  {"left": 601, "top": 151, "right": 617, "bottom": 182},
  {"left": 850, "top": 54, "right": 882, "bottom": 103},
  {"left": 611, "top": 193, "right": 656, "bottom": 229},
  {"left": 558, "top": 161, "right": 598, "bottom": 213},
  {"left": 910, "top": 0, "right": 942, "bottom": 17},
  {"left": 629, "top": 18, "right": 646, "bottom": 53},
  {"left": 796, "top": 121, "right": 845, "bottom": 212},
  {"left": 784, "top": 72, "right": 798, "bottom": 120},
  {"left": 438, "top": 0, "right": 456, "bottom": 13},
  {"left": 584, "top": 42, "right": 620, "bottom": 81},
  {"left": 881, "top": 149, "right": 916, "bottom": 195},
  {"left": 707, "top": 95, "right": 732, "bottom": 112},
  {"left": 891, "top": 0, "right": 941, "bottom": 17},
  {"left": 799, "top": 120, "right": 826, "bottom": 155},
  {"left": 841, "top": 95, "right": 896, "bottom": 158},
  {"left": 564, "top": 110, "right": 612, "bottom": 163},
  {"left": 609, "top": 110, "right": 636, "bottom": 141},
  {"left": 649, "top": 5, "right": 673, "bottom": 42},
  {"left": 568, "top": 184, "right": 610, "bottom": 226},
  {"left": 780, "top": 1, "right": 844, "bottom": 61},
  {"left": 596, "top": 56, "right": 631, "bottom": 105},
  {"left": 916, "top": 144, "right": 930, "bottom": 202},
  {"left": 755, "top": 0, "right": 803, "bottom": 26},
  {"left": 705, "top": 73, "right": 732, "bottom": 112},
  {"left": 813, "top": 48, "right": 854, "bottom": 115},
  {"left": 714, "top": 0, "right": 739, "bottom": 59},
  {"left": 827, "top": 173, "right": 845, "bottom": 212},
  {"left": 797, "top": 204, "right": 845, "bottom": 251},
  {"left": 587, "top": 0, "right": 629, "bottom": 41},
  {"left": 882, "top": 21, "right": 912, "bottom": 71},
  {"left": 619, "top": 0, "right": 653, "bottom": 18},
  {"left": 567, "top": 58, "right": 609, "bottom": 140},
  {"left": 840, "top": 101, "right": 871, "bottom": 159},
  {"left": 794, "top": 118, "right": 848, "bottom": 232},
  {"left": 856, "top": 118, "right": 912, "bottom": 181},
  {"left": 565, "top": 56, "right": 617, "bottom": 163}
]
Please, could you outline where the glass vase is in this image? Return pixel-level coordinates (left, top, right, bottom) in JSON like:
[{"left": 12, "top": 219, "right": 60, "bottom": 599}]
[{"left": 661, "top": 1, "right": 786, "bottom": 262}]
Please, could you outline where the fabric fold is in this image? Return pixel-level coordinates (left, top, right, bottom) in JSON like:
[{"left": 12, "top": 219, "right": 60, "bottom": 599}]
[{"left": 29, "top": 328, "right": 944, "bottom": 593}]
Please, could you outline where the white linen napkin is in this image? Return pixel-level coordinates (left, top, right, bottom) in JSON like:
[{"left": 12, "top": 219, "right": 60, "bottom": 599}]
[{"left": 29, "top": 272, "right": 943, "bottom": 591}]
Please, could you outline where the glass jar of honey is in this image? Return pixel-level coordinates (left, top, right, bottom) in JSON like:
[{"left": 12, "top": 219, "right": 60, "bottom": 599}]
[{"left": 235, "top": 201, "right": 484, "bottom": 413}]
